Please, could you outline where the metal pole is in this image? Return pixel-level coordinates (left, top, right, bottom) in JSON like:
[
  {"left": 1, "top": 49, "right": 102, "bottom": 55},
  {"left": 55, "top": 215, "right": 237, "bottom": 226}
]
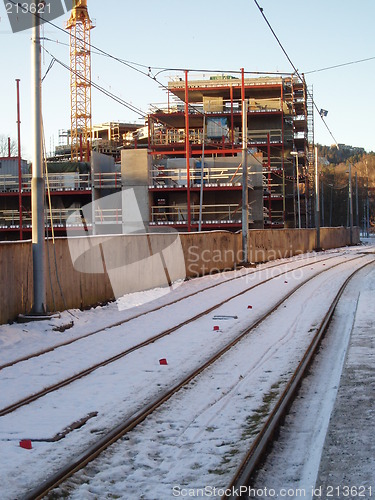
[
  {"left": 348, "top": 162, "right": 353, "bottom": 244},
  {"left": 241, "top": 68, "right": 248, "bottom": 263},
  {"left": 296, "top": 154, "right": 301, "bottom": 229},
  {"left": 291, "top": 151, "right": 301, "bottom": 229},
  {"left": 321, "top": 178, "right": 324, "bottom": 227},
  {"left": 292, "top": 160, "right": 296, "bottom": 228},
  {"left": 366, "top": 161, "right": 370, "bottom": 237},
  {"left": 355, "top": 171, "right": 359, "bottom": 228},
  {"left": 16, "top": 79, "right": 23, "bottom": 240},
  {"left": 363, "top": 200, "right": 366, "bottom": 237},
  {"left": 305, "top": 175, "right": 309, "bottom": 229},
  {"left": 184, "top": 70, "right": 191, "bottom": 232},
  {"left": 314, "top": 146, "right": 320, "bottom": 249},
  {"left": 198, "top": 114, "right": 205, "bottom": 232},
  {"left": 31, "top": 14, "right": 46, "bottom": 314},
  {"left": 282, "top": 163, "right": 286, "bottom": 225},
  {"left": 329, "top": 184, "right": 333, "bottom": 227},
  {"left": 367, "top": 191, "right": 370, "bottom": 238}
]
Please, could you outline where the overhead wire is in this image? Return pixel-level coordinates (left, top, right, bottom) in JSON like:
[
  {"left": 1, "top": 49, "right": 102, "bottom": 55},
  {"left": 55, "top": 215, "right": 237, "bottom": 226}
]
[
  {"left": 5, "top": 0, "right": 264, "bottom": 168},
  {"left": 305, "top": 56, "right": 375, "bottom": 75},
  {"left": 11, "top": 0, "right": 295, "bottom": 170},
  {"left": 41, "top": 46, "right": 148, "bottom": 119},
  {"left": 252, "top": 0, "right": 340, "bottom": 148}
]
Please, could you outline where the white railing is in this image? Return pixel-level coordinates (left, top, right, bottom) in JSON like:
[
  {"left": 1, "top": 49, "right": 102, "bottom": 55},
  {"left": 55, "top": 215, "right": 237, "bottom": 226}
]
[
  {"left": 150, "top": 126, "right": 283, "bottom": 148},
  {"left": 150, "top": 164, "right": 246, "bottom": 188},
  {"left": 92, "top": 172, "right": 121, "bottom": 189},
  {"left": 0, "top": 208, "right": 89, "bottom": 228},
  {"left": 0, "top": 172, "right": 122, "bottom": 193},
  {"left": 149, "top": 97, "right": 284, "bottom": 116},
  {"left": 94, "top": 208, "right": 122, "bottom": 224},
  {"left": 151, "top": 203, "right": 247, "bottom": 225},
  {"left": 0, "top": 173, "right": 92, "bottom": 192}
]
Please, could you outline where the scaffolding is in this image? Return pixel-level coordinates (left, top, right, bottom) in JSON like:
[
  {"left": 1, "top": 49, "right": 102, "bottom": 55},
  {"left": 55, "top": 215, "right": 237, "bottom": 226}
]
[{"left": 147, "top": 72, "right": 309, "bottom": 230}]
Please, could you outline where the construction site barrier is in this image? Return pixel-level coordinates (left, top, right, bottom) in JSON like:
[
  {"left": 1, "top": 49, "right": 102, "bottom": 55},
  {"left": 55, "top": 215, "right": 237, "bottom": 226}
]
[{"left": 0, "top": 227, "right": 359, "bottom": 325}]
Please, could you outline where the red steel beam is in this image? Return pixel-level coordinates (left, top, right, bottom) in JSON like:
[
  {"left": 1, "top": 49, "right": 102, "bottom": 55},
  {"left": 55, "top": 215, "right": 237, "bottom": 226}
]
[{"left": 185, "top": 70, "right": 191, "bottom": 232}]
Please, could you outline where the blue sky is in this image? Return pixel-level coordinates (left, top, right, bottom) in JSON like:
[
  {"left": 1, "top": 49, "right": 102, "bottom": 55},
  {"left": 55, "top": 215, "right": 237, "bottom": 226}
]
[{"left": 1, "top": 0, "right": 374, "bottom": 160}]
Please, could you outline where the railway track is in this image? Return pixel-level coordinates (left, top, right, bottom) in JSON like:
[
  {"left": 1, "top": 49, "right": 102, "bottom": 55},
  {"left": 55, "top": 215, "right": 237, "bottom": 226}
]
[
  {"left": 223, "top": 257, "right": 375, "bottom": 499},
  {"left": 20, "top": 253, "right": 374, "bottom": 500},
  {"left": 0, "top": 253, "right": 360, "bottom": 418},
  {"left": 0, "top": 251, "right": 343, "bottom": 373}
]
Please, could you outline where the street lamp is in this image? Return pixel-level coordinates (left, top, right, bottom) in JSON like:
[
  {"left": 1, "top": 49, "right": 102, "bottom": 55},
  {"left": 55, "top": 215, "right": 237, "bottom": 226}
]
[{"left": 290, "top": 150, "right": 301, "bottom": 229}]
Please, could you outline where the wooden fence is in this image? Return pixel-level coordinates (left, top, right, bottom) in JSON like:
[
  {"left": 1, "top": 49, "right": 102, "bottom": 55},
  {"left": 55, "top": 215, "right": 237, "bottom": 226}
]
[{"left": 0, "top": 227, "right": 359, "bottom": 325}]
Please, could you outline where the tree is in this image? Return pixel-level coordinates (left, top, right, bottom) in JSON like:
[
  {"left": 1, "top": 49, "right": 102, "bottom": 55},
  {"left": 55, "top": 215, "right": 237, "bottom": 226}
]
[{"left": 0, "top": 135, "right": 17, "bottom": 157}]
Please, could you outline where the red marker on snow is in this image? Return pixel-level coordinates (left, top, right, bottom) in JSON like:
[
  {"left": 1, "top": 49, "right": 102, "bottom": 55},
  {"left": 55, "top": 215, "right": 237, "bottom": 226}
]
[
  {"left": 19, "top": 440, "right": 32, "bottom": 450},
  {"left": 159, "top": 358, "right": 168, "bottom": 365},
  {"left": 213, "top": 325, "right": 220, "bottom": 331}
]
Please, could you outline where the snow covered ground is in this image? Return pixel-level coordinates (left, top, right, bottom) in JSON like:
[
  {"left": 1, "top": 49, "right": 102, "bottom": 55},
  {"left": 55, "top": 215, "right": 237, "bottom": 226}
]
[
  {"left": 250, "top": 258, "right": 375, "bottom": 500},
  {"left": 0, "top": 243, "right": 374, "bottom": 500}
]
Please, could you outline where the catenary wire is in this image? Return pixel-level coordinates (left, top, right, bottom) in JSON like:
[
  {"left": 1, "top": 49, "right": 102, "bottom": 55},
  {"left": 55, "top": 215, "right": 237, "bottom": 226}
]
[
  {"left": 11, "top": 0, "right": 289, "bottom": 168},
  {"left": 305, "top": 56, "right": 375, "bottom": 75},
  {"left": 252, "top": 0, "right": 340, "bottom": 148}
]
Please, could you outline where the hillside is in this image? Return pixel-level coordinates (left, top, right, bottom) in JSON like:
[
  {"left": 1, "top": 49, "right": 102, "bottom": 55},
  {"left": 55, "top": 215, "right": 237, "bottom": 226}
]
[{"left": 317, "top": 145, "right": 374, "bottom": 230}]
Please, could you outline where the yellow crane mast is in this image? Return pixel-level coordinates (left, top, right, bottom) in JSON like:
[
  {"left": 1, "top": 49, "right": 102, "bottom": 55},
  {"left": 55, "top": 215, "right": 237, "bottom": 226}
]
[{"left": 66, "top": 0, "right": 93, "bottom": 162}]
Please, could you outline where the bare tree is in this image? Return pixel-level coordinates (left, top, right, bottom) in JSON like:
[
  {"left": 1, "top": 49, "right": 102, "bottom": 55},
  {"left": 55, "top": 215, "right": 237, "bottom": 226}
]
[{"left": 0, "top": 135, "right": 17, "bottom": 157}]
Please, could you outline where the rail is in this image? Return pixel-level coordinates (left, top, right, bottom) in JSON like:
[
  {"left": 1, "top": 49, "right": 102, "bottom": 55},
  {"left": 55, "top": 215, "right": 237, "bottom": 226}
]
[
  {"left": 149, "top": 97, "right": 286, "bottom": 116},
  {"left": 21, "top": 254, "right": 366, "bottom": 500},
  {"left": 0, "top": 208, "right": 90, "bottom": 228},
  {"left": 94, "top": 208, "right": 122, "bottom": 224},
  {"left": 223, "top": 258, "right": 375, "bottom": 499},
  {"left": 0, "top": 172, "right": 122, "bottom": 193},
  {"left": 150, "top": 125, "right": 283, "bottom": 148},
  {"left": 150, "top": 163, "right": 250, "bottom": 187},
  {"left": 151, "top": 203, "right": 245, "bottom": 225},
  {"left": 92, "top": 172, "right": 121, "bottom": 189}
]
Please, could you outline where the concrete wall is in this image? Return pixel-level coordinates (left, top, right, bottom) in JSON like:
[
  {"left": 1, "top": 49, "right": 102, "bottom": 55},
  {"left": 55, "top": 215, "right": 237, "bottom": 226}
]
[
  {"left": 0, "top": 227, "right": 359, "bottom": 325},
  {"left": 121, "top": 149, "right": 150, "bottom": 229}
]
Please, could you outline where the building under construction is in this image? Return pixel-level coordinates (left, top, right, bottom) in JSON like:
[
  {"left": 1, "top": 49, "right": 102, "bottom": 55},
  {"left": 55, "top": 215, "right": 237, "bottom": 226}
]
[
  {"left": 0, "top": 71, "right": 313, "bottom": 239},
  {"left": 0, "top": 0, "right": 315, "bottom": 239},
  {"left": 122, "top": 71, "right": 312, "bottom": 232}
]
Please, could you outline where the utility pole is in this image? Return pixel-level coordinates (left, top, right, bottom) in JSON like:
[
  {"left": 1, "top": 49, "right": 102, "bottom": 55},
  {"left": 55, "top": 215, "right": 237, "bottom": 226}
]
[
  {"left": 355, "top": 171, "right": 359, "bottom": 228},
  {"left": 198, "top": 114, "right": 205, "bottom": 232},
  {"left": 367, "top": 196, "right": 370, "bottom": 238},
  {"left": 184, "top": 70, "right": 191, "bottom": 232},
  {"left": 291, "top": 150, "right": 301, "bottom": 228},
  {"left": 241, "top": 68, "right": 248, "bottom": 263},
  {"left": 314, "top": 146, "right": 320, "bottom": 249},
  {"left": 16, "top": 79, "right": 23, "bottom": 240},
  {"left": 321, "top": 177, "right": 324, "bottom": 227},
  {"left": 329, "top": 183, "right": 333, "bottom": 227},
  {"left": 365, "top": 161, "right": 370, "bottom": 237},
  {"left": 348, "top": 161, "right": 353, "bottom": 245},
  {"left": 31, "top": 11, "right": 46, "bottom": 314}
]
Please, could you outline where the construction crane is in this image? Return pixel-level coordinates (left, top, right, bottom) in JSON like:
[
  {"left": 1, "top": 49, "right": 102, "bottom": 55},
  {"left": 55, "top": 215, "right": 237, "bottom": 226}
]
[{"left": 66, "top": 0, "right": 94, "bottom": 162}]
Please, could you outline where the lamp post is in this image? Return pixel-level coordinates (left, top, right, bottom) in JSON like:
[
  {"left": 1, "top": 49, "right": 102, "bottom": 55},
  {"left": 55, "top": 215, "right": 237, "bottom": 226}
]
[{"left": 291, "top": 150, "right": 301, "bottom": 229}]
